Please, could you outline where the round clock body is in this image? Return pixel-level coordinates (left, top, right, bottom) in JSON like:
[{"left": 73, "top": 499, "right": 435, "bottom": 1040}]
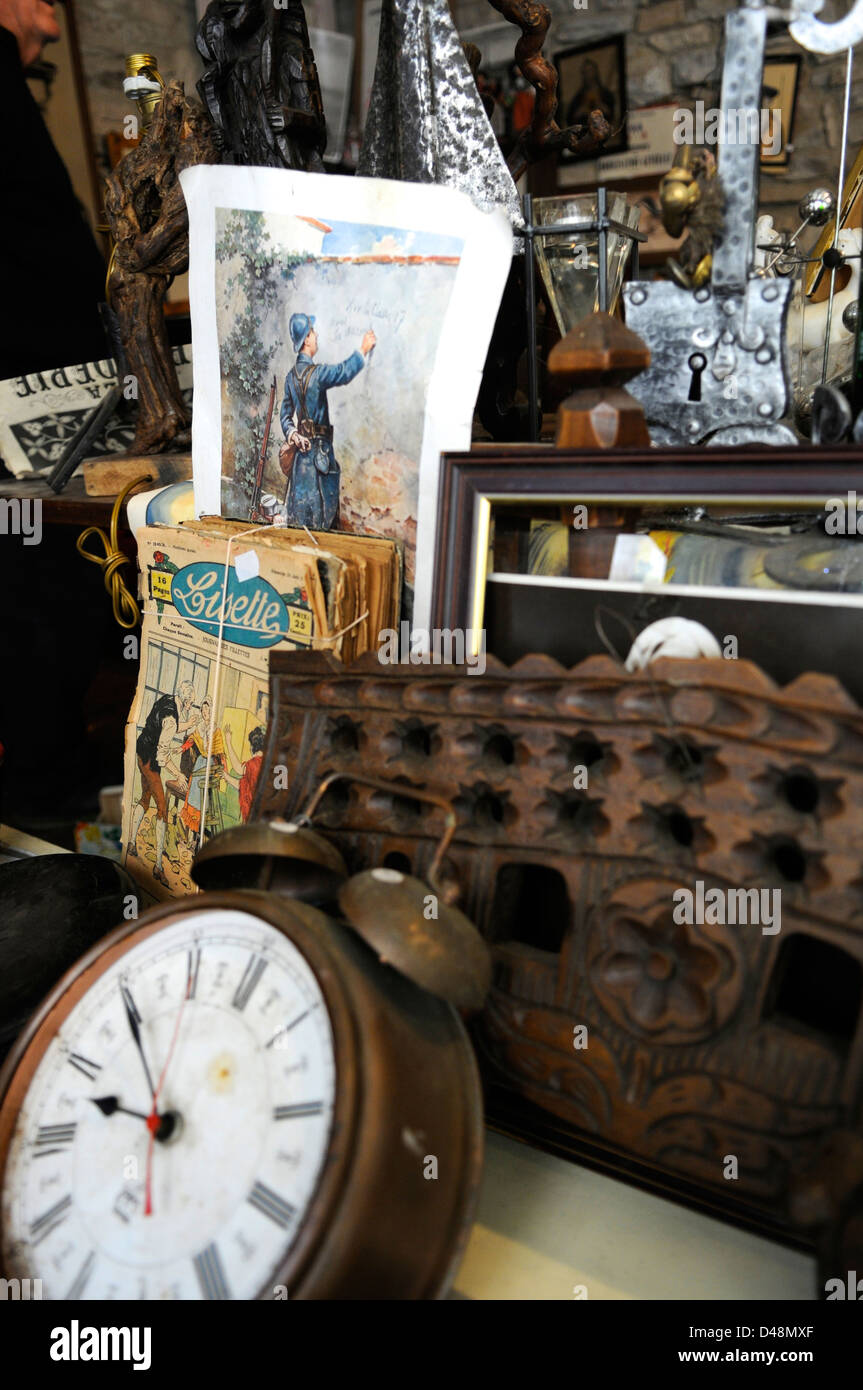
[{"left": 0, "top": 890, "right": 483, "bottom": 1300}]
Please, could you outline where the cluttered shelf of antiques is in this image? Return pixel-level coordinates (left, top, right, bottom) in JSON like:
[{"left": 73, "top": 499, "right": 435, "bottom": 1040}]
[{"left": 5, "top": 0, "right": 863, "bottom": 1303}]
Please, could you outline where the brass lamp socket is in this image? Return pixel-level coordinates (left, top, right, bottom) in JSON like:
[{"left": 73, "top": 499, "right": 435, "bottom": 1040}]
[{"left": 123, "top": 52, "right": 164, "bottom": 130}]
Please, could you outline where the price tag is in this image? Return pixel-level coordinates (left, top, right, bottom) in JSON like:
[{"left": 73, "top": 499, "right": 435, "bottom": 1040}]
[{"left": 234, "top": 549, "right": 260, "bottom": 582}]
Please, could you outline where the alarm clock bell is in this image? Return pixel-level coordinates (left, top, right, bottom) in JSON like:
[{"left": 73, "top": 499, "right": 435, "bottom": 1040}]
[
  {"left": 193, "top": 816, "right": 348, "bottom": 904},
  {"left": 192, "top": 773, "right": 491, "bottom": 1014}
]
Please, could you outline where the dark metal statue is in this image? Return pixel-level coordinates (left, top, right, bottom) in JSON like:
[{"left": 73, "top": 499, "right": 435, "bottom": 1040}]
[{"left": 196, "top": 0, "right": 326, "bottom": 171}]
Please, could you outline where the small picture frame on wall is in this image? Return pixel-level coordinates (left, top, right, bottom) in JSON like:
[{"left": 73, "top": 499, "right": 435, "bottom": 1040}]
[
  {"left": 555, "top": 36, "right": 628, "bottom": 164},
  {"left": 761, "top": 55, "right": 801, "bottom": 169}
]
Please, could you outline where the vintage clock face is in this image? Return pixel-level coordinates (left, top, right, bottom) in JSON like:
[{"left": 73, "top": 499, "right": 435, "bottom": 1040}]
[{"left": 0, "top": 908, "right": 337, "bottom": 1300}]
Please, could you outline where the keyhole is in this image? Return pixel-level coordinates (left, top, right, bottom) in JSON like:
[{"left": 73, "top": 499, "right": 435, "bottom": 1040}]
[{"left": 688, "top": 352, "right": 707, "bottom": 402}]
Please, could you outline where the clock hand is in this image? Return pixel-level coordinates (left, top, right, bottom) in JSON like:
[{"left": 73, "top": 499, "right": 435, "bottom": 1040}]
[
  {"left": 143, "top": 964, "right": 193, "bottom": 1216},
  {"left": 120, "top": 982, "right": 158, "bottom": 1103},
  {"left": 90, "top": 1096, "right": 179, "bottom": 1142},
  {"left": 91, "top": 1095, "right": 149, "bottom": 1121}
]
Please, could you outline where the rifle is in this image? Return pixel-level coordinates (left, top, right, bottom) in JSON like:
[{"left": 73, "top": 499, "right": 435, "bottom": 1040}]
[{"left": 251, "top": 374, "right": 278, "bottom": 519}]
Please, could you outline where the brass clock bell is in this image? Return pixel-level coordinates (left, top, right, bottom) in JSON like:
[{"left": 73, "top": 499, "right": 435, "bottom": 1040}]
[{"left": 193, "top": 772, "right": 491, "bottom": 1014}]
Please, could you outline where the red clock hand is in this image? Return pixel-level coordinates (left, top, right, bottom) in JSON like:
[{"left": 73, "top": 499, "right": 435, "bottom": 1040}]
[{"left": 143, "top": 961, "right": 194, "bottom": 1217}]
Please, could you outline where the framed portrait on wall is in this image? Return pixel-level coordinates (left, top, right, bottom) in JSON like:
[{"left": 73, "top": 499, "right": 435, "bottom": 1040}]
[{"left": 555, "top": 36, "right": 628, "bottom": 164}]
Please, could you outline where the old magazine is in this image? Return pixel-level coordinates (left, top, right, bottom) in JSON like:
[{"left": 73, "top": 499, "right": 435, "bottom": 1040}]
[{"left": 122, "top": 519, "right": 398, "bottom": 903}]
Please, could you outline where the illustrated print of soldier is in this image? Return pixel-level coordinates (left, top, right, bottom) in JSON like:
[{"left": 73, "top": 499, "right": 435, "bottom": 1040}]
[{"left": 279, "top": 312, "right": 376, "bottom": 529}]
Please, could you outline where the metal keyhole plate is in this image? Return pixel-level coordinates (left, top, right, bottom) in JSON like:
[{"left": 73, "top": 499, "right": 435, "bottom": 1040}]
[{"left": 688, "top": 352, "right": 707, "bottom": 402}]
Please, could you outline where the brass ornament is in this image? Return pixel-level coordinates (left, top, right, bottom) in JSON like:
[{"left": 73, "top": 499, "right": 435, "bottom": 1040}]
[
  {"left": 659, "top": 146, "right": 725, "bottom": 291},
  {"left": 192, "top": 772, "right": 491, "bottom": 1012},
  {"left": 123, "top": 53, "right": 165, "bottom": 131}
]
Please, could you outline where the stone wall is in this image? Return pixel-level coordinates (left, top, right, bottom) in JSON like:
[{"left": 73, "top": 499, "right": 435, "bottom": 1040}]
[
  {"left": 73, "top": 0, "right": 343, "bottom": 176},
  {"left": 70, "top": 0, "right": 857, "bottom": 234},
  {"left": 450, "top": 0, "right": 856, "bottom": 233},
  {"left": 75, "top": 0, "right": 201, "bottom": 162}
]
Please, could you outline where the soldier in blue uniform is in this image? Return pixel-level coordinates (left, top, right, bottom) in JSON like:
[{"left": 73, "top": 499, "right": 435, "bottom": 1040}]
[{"left": 280, "top": 313, "right": 376, "bottom": 529}]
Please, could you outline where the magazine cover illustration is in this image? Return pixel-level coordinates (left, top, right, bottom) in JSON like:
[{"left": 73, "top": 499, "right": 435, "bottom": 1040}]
[{"left": 122, "top": 527, "right": 314, "bottom": 903}]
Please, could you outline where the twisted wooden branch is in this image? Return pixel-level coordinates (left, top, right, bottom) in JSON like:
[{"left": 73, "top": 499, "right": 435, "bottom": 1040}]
[{"left": 486, "top": 0, "right": 611, "bottom": 178}]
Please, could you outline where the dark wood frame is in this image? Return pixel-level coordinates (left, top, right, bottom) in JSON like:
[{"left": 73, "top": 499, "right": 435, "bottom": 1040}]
[
  {"left": 431, "top": 443, "right": 863, "bottom": 639},
  {"left": 554, "top": 35, "right": 628, "bottom": 165}
]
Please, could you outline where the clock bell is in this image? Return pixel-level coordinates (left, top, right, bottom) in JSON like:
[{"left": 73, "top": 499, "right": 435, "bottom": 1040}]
[{"left": 192, "top": 772, "right": 491, "bottom": 1013}]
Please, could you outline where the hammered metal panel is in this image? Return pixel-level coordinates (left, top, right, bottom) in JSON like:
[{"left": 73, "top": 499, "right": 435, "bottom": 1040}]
[
  {"left": 713, "top": 5, "right": 767, "bottom": 291},
  {"left": 357, "top": 0, "right": 523, "bottom": 227},
  {"left": 623, "top": 277, "right": 792, "bottom": 445}
]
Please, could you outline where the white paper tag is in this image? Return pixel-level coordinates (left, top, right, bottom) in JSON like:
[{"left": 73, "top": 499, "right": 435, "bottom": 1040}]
[
  {"left": 608, "top": 534, "right": 667, "bottom": 585},
  {"left": 234, "top": 549, "right": 260, "bottom": 582}
]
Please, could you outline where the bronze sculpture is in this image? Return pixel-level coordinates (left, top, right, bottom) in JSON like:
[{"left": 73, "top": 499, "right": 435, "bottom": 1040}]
[{"left": 659, "top": 146, "right": 726, "bottom": 291}]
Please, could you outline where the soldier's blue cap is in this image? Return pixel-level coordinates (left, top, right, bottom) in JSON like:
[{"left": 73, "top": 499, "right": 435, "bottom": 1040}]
[{"left": 290, "top": 313, "right": 315, "bottom": 353}]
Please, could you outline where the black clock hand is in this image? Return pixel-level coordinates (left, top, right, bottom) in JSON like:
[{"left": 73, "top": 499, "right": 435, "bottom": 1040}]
[
  {"left": 120, "top": 982, "right": 158, "bottom": 1103},
  {"left": 90, "top": 1095, "right": 178, "bottom": 1143},
  {"left": 90, "top": 1095, "right": 149, "bottom": 1121}
]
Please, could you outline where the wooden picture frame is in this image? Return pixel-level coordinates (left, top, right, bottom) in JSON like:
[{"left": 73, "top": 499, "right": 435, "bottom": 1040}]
[
  {"left": 761, "top": 55, "right": 801, "bottom": 170},
  {"left": 554, "top": 36, "right": 628, "bottom": 164},
  {"left": 431, "top": 444, "right": 863, "bottom": 678}
]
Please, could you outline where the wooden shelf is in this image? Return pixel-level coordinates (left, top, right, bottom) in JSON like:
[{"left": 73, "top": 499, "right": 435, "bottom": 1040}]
[{"left": 0, "top": 475, "right": 131, "bottom": 528}]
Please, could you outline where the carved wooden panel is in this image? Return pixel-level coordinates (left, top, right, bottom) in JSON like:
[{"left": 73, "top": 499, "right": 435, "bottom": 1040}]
[{"left": 257, "top": 650, "right": 863, "bottom": 1247}]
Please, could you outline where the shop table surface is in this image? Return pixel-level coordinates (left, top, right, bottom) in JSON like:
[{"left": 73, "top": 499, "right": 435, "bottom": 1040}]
[{"left": 453, "top": 1130, "right": 814, "bottom": 1301}]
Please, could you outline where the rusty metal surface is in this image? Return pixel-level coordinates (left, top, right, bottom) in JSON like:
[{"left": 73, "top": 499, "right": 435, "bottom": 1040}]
[{"left": 192, "top": 820, "right": 348, "bottom": 903}]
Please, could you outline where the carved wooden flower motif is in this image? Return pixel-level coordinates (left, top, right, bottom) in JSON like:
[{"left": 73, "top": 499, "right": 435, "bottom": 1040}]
[
  {"left": 588, "top": 884, "right": 741, "bottom": 1045},
  {"left": 598, "top": 916, "right": 719, "bottom": 1033}
]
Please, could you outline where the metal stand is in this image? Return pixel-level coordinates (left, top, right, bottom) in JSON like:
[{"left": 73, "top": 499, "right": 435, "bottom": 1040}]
[
  {"left": 822, "top": 48, "right": 855, "bottom": 387},
  {"left": 516, "top": 188, "right": 646, "bottom": 442}
]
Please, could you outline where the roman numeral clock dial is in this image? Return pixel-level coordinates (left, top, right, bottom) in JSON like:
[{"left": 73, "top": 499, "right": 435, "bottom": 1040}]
[{"left": 0, "top": 910, "right": 336, "bottom": 1300}]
